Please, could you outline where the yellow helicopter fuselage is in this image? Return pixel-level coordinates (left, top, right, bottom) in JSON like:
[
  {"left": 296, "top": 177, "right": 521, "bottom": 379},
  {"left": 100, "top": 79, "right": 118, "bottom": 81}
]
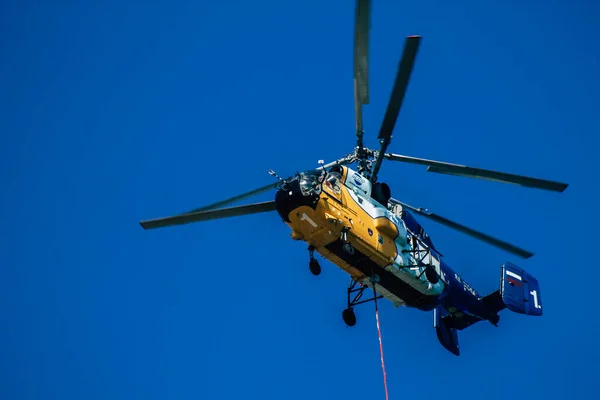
[{"left": 274, "top": 165, "right": 444, "bottom": 310}]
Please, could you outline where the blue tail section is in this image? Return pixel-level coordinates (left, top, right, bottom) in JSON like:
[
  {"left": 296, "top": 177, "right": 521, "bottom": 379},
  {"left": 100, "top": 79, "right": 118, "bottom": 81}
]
[
  {"left": 434, "top": 262, "right": 542, "bottom": 355},
  {"left": 500, "top": 262, "right": 543, "bottom": 316},
  {"left": 481, "top": 262, "right": 543, "bottom": 317}
]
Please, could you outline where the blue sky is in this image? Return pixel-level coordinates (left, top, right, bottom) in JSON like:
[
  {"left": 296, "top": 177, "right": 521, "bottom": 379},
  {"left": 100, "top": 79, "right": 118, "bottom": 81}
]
[{"left": 1, "top": 1, "right": 599, "bottom": 399}]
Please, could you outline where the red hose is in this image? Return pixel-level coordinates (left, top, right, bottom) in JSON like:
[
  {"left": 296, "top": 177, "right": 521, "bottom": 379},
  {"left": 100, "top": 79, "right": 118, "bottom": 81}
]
[{"left": 374, "top": 293, "right": 389, "bottom": 400}]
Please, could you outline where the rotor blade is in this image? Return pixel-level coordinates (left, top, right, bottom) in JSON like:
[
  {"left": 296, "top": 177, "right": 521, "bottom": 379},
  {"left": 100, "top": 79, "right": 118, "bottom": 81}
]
[
  {"left": 140, "top": 201, "right": 277, "bottom": 230},
  {"left": 390, "top": 198, "right": 534, "bottom": 259},
  {"left": 371, "top": 35, "right": 421, "bottom": 182},
  {"left": 377, "top": 35, "right": 420, "bottom": 141},
  {"left": 354, "top": 0, "right": 371, "bottom": 150},
  {"left": 384, "top": 153, "right": 568, "bottom": 192},
  {"left": 187, "top": 181, "right": 278, "bottom": 214}
]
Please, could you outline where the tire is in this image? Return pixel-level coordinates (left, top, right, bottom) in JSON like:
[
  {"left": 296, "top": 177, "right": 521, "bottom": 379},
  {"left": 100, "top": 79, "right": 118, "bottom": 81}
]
[
  {"left": 309, "top": 260, "right": 321, "bottom": 276},
  {"left": 342, "top": 308, "right": 356, "bottom": 326}
]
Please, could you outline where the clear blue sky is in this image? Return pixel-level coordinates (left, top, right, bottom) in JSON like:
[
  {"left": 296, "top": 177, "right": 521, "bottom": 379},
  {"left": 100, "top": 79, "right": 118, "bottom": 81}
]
[{"left": 1, "top": 1, "right": 598, "bottom": 399}]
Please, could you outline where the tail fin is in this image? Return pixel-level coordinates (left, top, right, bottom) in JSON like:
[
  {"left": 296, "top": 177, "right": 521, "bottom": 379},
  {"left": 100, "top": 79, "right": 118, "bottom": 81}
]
[
  {"left": 484, "top": 262, "right": 543, "bottom": 317},
  {"left": 433, "top": 307, "right": 460, "bottom": 356},
  {"left": 500, "top": 262, "right": 542, "bottom": 316}
]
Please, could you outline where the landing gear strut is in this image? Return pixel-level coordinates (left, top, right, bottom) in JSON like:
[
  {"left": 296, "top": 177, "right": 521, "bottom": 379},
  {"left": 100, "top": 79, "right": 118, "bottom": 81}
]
[
  {"left": 342, "top": 276, "right": 382, "bottom": 327},
  {"left": 308, "top": 246, "right": 321, "bottom": 276},
  {"left": 341, "top": 227, "right": 354, "bottom": 255}
]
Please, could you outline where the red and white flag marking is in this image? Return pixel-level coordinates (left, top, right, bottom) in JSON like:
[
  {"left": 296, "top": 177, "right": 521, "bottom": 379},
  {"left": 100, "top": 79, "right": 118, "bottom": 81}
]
[{"left": 505, "top": 270, "right": 523, "bottom": 286}]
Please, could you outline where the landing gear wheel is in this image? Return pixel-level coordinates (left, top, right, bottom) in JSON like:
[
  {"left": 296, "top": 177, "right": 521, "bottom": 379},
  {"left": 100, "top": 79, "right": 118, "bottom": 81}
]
[
  {"left": 342, "top": 308, "right": 356, "bottom": 327},
  {"left": 307, "top": 246, "right": 321, "bottom": 276},
  {"left": 309, "top": 259, "right": 321, "bottom": 276}
]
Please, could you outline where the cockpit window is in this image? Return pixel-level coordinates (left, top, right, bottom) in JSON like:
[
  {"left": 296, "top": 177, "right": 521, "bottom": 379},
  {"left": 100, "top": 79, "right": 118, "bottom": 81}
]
[
  {"left": 299, "top": 169, "right": 325, "bottom": 196},
  {"left": 324, "top": 171, "right": 342, "bottom": 194}
]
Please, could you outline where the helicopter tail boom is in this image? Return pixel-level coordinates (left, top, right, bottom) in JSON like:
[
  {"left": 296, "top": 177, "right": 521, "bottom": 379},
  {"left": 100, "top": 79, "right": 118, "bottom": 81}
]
[{"left": 434, "top": 262, "right": 542, "bottom": 355}]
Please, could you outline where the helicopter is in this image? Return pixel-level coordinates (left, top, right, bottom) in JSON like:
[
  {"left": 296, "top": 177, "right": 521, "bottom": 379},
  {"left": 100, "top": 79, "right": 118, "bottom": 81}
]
[{"left": 139, "top": 0, "right": 568, "bottom": 356}]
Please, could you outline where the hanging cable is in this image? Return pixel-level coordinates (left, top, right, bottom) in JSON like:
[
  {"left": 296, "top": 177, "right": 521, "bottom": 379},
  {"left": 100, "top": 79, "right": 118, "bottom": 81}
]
[{"left": 373, "top": 284, "right": 390, "bottom": 400}]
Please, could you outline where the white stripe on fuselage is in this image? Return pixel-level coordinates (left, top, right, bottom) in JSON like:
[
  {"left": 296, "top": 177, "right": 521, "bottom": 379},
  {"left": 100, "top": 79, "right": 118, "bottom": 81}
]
[
  {"left": 506, "top": 270, "right": 522, "bottom": 281},
  {"left": 300, "top": 213, "right": 318, "bottom": 228},
  {"left": 346, "top": 190, "right": 393, "bottom": 220}
]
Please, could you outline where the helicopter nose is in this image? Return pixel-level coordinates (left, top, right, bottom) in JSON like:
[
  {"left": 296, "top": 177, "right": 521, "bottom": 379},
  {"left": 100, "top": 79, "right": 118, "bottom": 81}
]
[
  {"left": 275, "top": 180, "right": 301, "bottom": 222},
  {"left": 274, "top": 180, "right": 319, "bottom": 222}
]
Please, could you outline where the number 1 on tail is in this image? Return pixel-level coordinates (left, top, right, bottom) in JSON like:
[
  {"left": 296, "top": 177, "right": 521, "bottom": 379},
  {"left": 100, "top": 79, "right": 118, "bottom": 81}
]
[{"left": 530, "top": 289, "right": 541, "bottom": 309}]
